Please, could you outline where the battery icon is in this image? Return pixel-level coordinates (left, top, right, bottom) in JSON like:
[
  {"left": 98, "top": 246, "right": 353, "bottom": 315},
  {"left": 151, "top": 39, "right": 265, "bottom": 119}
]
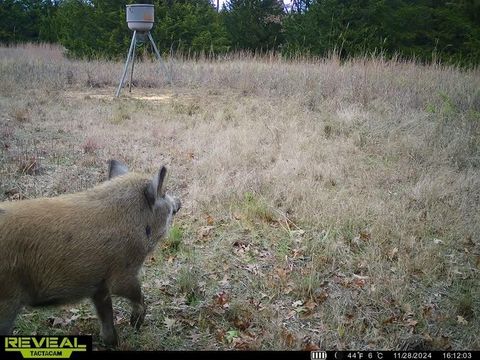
[{"left": 311, "top": 351, "right": 327, "bottom": 359}]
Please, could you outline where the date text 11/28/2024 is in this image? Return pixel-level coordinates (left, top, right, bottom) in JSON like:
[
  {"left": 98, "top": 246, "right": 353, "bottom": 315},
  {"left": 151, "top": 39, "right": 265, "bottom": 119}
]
[{"left": 310, "top": 351, "right": 475, "bottom": 360}]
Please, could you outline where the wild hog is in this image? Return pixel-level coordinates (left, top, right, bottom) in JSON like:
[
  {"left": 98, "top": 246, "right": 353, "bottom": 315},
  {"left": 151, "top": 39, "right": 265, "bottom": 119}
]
[{"left": 0, "top": 160, "right": 181, "bottom": 346}]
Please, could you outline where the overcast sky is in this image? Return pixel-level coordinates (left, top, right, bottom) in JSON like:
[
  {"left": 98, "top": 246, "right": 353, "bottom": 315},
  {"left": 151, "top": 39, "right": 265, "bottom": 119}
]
[{"left": 213, "top": 1, "right": 293, "bottom": 11}]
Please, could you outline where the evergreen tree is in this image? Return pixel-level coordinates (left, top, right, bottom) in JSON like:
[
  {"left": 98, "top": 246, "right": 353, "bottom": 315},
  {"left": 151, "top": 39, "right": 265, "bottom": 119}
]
[
  {"left": 223, "top": 0, "right": 285, "bottom": 52},
  {"left": 282, "top": 0, "right": 480, "bottom": 66},
  {"left": 0, "top": 0, "right": 59, "bottom": 43},
  {"left": 152, "top": 0, "right": 230, "bottom": 55},
  {"left": 53, "top": 0, "right": 229, "bottom": 59}
]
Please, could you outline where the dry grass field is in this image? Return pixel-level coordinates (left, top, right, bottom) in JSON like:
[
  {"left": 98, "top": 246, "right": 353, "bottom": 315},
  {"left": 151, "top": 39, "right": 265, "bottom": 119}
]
[{"left": 0, "top": 43, "right": 479, "bottom": 350}]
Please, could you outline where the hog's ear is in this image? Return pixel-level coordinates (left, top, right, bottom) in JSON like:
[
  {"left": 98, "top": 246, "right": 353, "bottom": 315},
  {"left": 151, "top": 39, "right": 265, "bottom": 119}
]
[
  {"left": 108, "top": 160, "right": 129, "bottom": 180},
  {"left": 156, "top": 166, "right": 167, "bottom": 197},
  {"left": 144, "top": 166, "right": 167, "bottom": 209}
]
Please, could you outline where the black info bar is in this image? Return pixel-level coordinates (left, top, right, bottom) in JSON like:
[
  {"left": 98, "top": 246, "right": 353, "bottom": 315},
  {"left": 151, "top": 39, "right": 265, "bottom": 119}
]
[
  {"left": 310, "top": 351, "right": 475, "bottom": 360},
  {"left": 87, "top": 351, "right": 476, "bottom": 360},
  {"left": 23, "top": 350, "right": 480, "bottom": 360},
  {"left": 69, "top": 351, "right": 478, "bottom": 360},
  {"left": 1, "top": 338, "right": 477, "bottom": 360}
]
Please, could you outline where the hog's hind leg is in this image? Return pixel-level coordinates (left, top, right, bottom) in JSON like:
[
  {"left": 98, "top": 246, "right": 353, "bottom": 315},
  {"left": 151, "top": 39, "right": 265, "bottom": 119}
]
[
  {"left": 91, "top": 282, "right": 118, "bottom": 347},
  {"left": 0, "top": 299, "right": 22, "bottom": 335},
  {"left": 112, "top": 276, "right": 146, "bottom": 330}
]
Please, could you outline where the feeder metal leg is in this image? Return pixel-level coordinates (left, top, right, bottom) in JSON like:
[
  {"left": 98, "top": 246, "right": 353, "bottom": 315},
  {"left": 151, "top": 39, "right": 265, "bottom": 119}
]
[
  {"left": 147, "top": 32, "right": 161, "bottom": 61},
  {"left": 115, "top": 30, "right": 137, "bottom": 97},
  {"left": 129, "top": 39, "right": 136, "bottom": 93},
  {"left": 147, "top": 32, "right": 171, "bottom": 85}
]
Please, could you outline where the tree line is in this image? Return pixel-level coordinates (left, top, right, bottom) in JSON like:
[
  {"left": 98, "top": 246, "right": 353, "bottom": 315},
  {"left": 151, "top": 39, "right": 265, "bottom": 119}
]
[{"left": 1, "top": 0, "right": 479, "bottom": 66}]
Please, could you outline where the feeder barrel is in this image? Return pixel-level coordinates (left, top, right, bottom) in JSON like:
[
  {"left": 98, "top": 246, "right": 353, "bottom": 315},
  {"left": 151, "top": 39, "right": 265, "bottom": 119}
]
[{"left": 126, "top": 4, "right": 154, "bottom": 32}]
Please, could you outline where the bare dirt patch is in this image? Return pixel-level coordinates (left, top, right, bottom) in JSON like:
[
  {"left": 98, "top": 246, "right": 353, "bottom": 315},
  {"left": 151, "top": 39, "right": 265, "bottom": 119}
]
[{"left": 65, "top": 88, "right": 175, "bottom": 103}]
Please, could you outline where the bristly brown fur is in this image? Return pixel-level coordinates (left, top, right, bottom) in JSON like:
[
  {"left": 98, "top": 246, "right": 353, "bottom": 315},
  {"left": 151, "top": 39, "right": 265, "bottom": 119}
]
[{"left": 0, "top": 162, "right": 181, "bottom": 347}]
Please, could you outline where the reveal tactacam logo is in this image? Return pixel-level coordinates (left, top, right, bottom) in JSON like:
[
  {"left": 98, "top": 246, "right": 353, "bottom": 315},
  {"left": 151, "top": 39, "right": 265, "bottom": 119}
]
[{"left": 2, "top": 336, "right": 91, "bottom": 359}]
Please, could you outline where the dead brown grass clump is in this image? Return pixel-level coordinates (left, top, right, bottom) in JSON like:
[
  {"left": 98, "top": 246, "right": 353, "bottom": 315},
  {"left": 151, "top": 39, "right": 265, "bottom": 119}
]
[{"left": 82, "top": 137, "right": 102, "bottom": 154}]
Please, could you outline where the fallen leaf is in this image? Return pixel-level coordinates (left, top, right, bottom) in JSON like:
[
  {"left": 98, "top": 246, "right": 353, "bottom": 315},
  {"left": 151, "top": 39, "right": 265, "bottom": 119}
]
[
  {"left": 433, "top": 238, "right": 443, "bottom": 245},
  {"left": 189, "top": 333, "right": 201, "bottom": 342},
  {"left": 292, "top": 248, "right": 304, "bottom": 259},
  {"left": 437, "top": 335, "right": 452, "bottom": 350},
  {"left": 49, "top": 314, "right": 79, "bottom": 327},
  {"left": 225, "top": 330, "right": 240, "bottom": 343},
  {"left": 353, "top": 278, "right": 366, "bottom": 287},
  {"left": 290, "top": 229, "right": 305, "bottom": 237},
  {"left": 233, "top": 316, "right": 251, "bottom": 330},
  {"left": 314, "top": 289, "right": 329, "bottom": 303},
  {"left": 304, "top": 342, "right": 320, "bottom": 351},
  {"left": 215, "top": 291, "right": 229, "bottom": 307},
  {"left": 115, "top": 314, "right": 126, "bottom": 324},
  {"left": 164, "top": 317, "right": 176, "bottom": 331},
  {"left": 305, "top": 300, "right": 317, "bottom": 310},
  {"left": 423, "top": 333, "right": 433, "bottom": 342},
  {"left": 219, "top": 274, "right": 230, "bottom": 287},
  {"left": 359, "top": 230, "right": 371, "bottom": 241},
  {"left": 233, "top": 240, "right": 250, "bottom": 256},
  {"left": 181, "top": 318, "right": 196, "bottom": 327},
  {"left": 457, "top": 315, "right": 468, "bottom": 325},
  {"left": 403, "top": 303, "right": 413, "bottom": 314},
  {"left": 258, "top": 249, "right": 272, "bottom": 259},
  {"left": 172, "top": 295, "right": 187, "bottom": 305},
  {"left": 285, "top": 310, "right": 297, "bottom": 319},
  {"left": 452, "top": 268, "right": 465, "bottom": 277},
  {"left": 6, "top": 189, "right": 25, "bottom": 200},
  {"left": 206, "top": 214, "right": 215, "bottom": 225},
  {"left": 249, "top": 297, "right": 265, "bottom": 311},
  {"left": 198, "top": 226, "right": 215, "bottom": 238},
  {"left": 154, "top": 278, "right": 170, "bottom": 289},
  {"left": 282, "top": 330, "right": 296, "bottom": 347},
  {"left": 292, "top": 300, "right": 304, "bottom": 308},
  {"left": 233, "top": 338, "right": 252, "bottom": 349},
  {"left": 216, "top": 330, "right": 226, "bottom": 342},
  {"left": 51, "top": 317, "right": 66, "bottom": 327},
  {"left": 245, "top": 264, "right": 259, "bottom": 275},
  {"left": 69, "top": 314, "right": 80, "bottom": 322},
  {"left": 422, "top": 303, "right": 436, "bottom": 317},
  {"left": 383, "top": 315, "right": 398, "bottom": 325},
  {"left": 352, "top": 236, "right": 361, "bottom": 246},
  {"left": 345, "top": 313, "right": 355, "bottom": 323},
  {"left": 357, "top": 259, "right": 368, "bottom": 269},
  {"left": 296, "top": 307, "right": 310, "bottom": 315},
  {"left": 406, "top": 319, "right": 418, "bottom": 327},
  {"left": 275, "top": 267, "right": 290, "bottom": 282},
  {"left": 389, "top": 247, "right": 399, "bottom": 260},
  {"left": 259, "top": 292, "right": 269, "bottom": 299}
]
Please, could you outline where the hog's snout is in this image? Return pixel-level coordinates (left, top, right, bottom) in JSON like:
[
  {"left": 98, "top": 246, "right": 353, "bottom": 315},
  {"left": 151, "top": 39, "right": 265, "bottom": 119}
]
[{"left": 173, "top": 197, "right": 181, "bottom": 215}]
